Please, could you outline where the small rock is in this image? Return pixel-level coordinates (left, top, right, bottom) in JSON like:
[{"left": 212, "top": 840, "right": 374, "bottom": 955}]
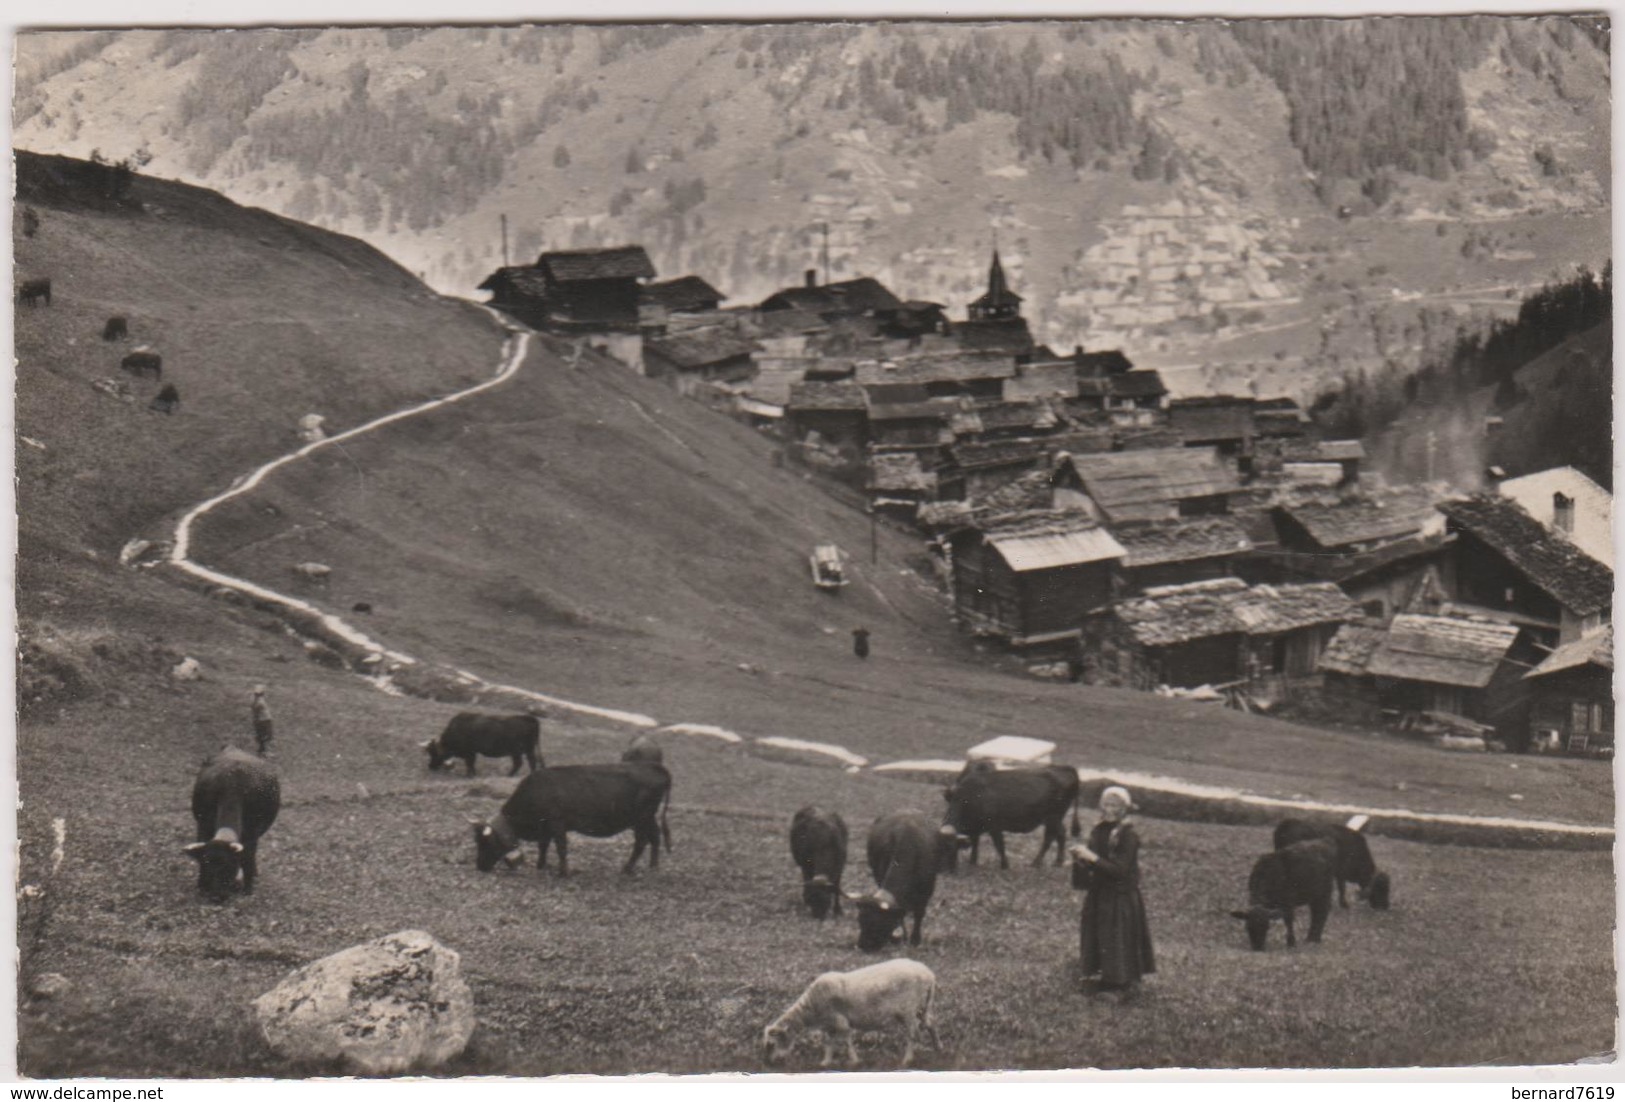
[
  {"left": 254, "top": 929, "right": 474, "bottom": 1074},
  {"left": 30, "top": 973, "right": 71, "bottom": 999},
  {"left": 171, "top": 657, "right": 203, "bottom": 682}
]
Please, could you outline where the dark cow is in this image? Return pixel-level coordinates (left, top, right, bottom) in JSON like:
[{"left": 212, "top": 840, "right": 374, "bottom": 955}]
[
  {"left": 423, "top": 712, "right": 540, "bottom": 776},
  {"left": 469, "top": 762, "right": 671, "bottom": 877},
  {"left": 845, "top": 811, "right": 939, "bottom": 951},
  {"left": 1273, "top": 818, "right": 1391, "bottom": 910},
  {"left": 1230, "top": 838, "right": 1336, "bottom": 950},
  {"left": 185, "top": 746, "right": 280, "bottom": 903},
  {"left": 103, "top": 316, "right": 129, "bottom": 341},
  {"left": 17, "top": 279, "right": 51, "bottom": 307},
  {"left": 121, "top": 351, "right": 162, "bottom": 380},
  {"left": 150, "top": 384, "right": 181, "bottom": 415},
  {"left": 790, "top": 805, "right": 849, "bottom": 920},
  {"left": 621, "top": 733, "right": 664, "bottom": 765},
  {"left": 939, "top": 761, "right": 1081, "bottom": 871}
]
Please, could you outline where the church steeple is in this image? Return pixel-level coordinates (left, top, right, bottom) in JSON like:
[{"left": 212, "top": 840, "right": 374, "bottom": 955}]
[{"left": 968, "top": 249, "right": 1023, "bottom": 321}]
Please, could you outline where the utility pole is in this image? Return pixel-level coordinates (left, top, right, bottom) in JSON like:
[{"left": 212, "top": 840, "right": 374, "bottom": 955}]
[
  {"left": 821, "top": 222, "right": 831, "bottom": 287},
  {"left": 500, "top": 213, "right": 509, "bottom": 267}
]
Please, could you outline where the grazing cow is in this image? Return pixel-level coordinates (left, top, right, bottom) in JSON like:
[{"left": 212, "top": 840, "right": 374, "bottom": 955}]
[
  {"left": 845, "top": 811, "right": 939, "bottom": 951},
  {"left": 1273, "top": 818, "right": 1391, "bottom": 910},
  {"left": 761, "top": 959, "right": 940, "bottom": 1069},
  {"left": 939, "top": 762, "right": 1081, "bottom": 871},
  {"left": 1230, "top": 838, "right": 1336, "bottom": 950},
  {"left": 103, "top": 316, "right": 129, "bottom": 341},
  {"left": 423, "top": 712, "right": 540, "bottom": 776},
  {"left": 620, "top": 733, "right": 664, "bottom": 765},
  {"left": 789, "top": 805, "right": 848, "bottom": 920},
  {"left": 149, "top": 384, "right": 180, "bottom": 415},
  {"left": 17, "top": 279, "right": 51, "bottom": 307},
  {"left": 120, "top": 351, "right": 162, "bottom": 380},
  {"left": 185, "top": 747, "right": 280, "bottom": 903},
  {"left": 469, "top": 761, "right": 671, "bottom": 877}
]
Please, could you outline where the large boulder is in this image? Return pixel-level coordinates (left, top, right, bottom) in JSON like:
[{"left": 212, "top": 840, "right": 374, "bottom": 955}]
[{"left": 253, "top": 929, "right": 474, "bottom": 1074}]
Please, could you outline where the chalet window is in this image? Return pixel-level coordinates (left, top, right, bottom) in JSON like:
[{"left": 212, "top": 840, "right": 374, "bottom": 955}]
[{"left": 1361, "top": 599, "right": 1387, "bottom": 619}]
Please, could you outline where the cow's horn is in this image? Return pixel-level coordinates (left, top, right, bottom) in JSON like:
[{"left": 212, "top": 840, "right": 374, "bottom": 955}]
[
  {"left": 421, "top": 740, "right": 436, "bottom": 750},
  {"left": 228, "top": 841, "right": 244, "bottom": 854},
  {"left": 937, "top": 824, "right": 957, "bottom": 836},
  {"left": 465, "top": 816, "right": 485, "bottom": 827},
  {"left": 182, "top": 842, "right": 207, "bottom": 855},
  {"left": 1228, "top": 909, "right": 1250, "bottom": 920}
]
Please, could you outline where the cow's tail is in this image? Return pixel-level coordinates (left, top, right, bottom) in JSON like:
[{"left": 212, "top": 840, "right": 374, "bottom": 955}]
[
  {"left": 660, "top": 776, "right": 673, "bottom": 854},
  {"left": 1070, "top": 780, "right": 1082, "bottom": 838}
]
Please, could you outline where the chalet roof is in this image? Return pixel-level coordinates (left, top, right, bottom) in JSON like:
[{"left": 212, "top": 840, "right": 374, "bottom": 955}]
[
  {"left": 786, "top": 380, "right": 867, "bottom": 412},
  {"left": 762, "top": 277, "right": 902, "bottom": 317},
  {"left": 1115, "top": 517, "right": 1255, "bottom": 568},
  {"left": 1109, "top": 578, "right": 1354, "bottom": 647},
  {"left": 751, "top": 308, "right": 829, "bottom": 336},
  {"left": 918, "top": 500, "right": 975, "bottom": 530},
  {"left": 478, "top": 265, "right": 532, "bottom": 292},
  {"left": 974, "top": 468, "right": 1057, "bottom": 513},
  {"left": 1255, "top": 405, "right": 1311, "bottom": 438},
  {"left": 951, "top": 436, "right": 1057, "bottom": 472},
  {"left": 854, "top": 354, "right": 1018, "bottom": 387},
  {"left": 1363, "top": 613, "right": 1521, "bottom": 688},
  {"left": 1062, "top": 447, "right": 1241, "bottom": 522},
  {"left": 870, "top": 451, "right": 938, "bottom": 493},
  {"left": 954, "top": 317, "right": 1035, "bottom": 354},
  {"left": 1167, "top": 396, "right": 1255, "bottom": 443},
  {"left": 537, "top": 246, "right": 656, "bottom": 283},
  {"left": 1312, "top": 440, "right": 1366, "bottom": 462},
  {"left": 979, "top": 511, "right": 1126, "bottom": 573},
  {"left": 1525, "top": 628, "right": 1613, "bottom": 679},
  {"left": 1318, "top": 621, "right": 1388, "bottom": 676},
  {"left": 643, "top": 275, "right": 726, "bottom": 311},
  {"left": 1439, "top": 495, "right": 1614, "bottom": 616},
  {"left": 1109, "top": 370, "right": 1169, "bottom": 400},
  {"left": 1278, "top": 493, "right": 1441, "bottom": 550},
  {"left": 1497, "top": 466, "right": 1613, "bottom": 569},
  {"left": 1075, "top": 350, "right": 1134, "bottom": 377},
  {"left": 1114, "top": 425, "right": 1186, "bottom": 451},
  {"left": 479, "top": 266, "right": 552, "bottom": 297},
  {"left": 969, "top": 251, "right": 1024, "bottom": 310},
  {"left": 863, "top": 382, "right": 930, "bottom": 405},
  {"left": 645, "top": 328, "right": 757, "bottom": 369},
  {"left": 1005, "top": 362, "right": 1080, "bottom": 401}
]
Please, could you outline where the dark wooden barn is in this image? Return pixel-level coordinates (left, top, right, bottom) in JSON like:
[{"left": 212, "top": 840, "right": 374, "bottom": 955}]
[
  {"left": 479, "top": 245, "right": 657, "bottom": 333},
  {"left": 1524, "top": 627, "right": 1613, "bottom": 756},
  {"left": 948, "top": 510, "right": 1126, "bottom": 646}
]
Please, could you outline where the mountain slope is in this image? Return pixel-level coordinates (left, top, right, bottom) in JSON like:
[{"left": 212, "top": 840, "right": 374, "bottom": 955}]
[{"left": 14, "top": 18, "right": 1610, "bottom": 380}]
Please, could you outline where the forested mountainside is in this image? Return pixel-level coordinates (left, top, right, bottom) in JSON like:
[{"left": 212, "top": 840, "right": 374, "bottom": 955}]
[{"left": 15, "top": 18, "right": 1610, "bottom": 377}]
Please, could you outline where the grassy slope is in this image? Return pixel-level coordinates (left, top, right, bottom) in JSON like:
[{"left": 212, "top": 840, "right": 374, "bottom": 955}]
[
  {"left": 14, "top": 161, "right": 1614, "bottom": 1075},
  {"left": 193, "top": 332, "right": 1613, "bottom": 826},
  {"left": 18, "top": 680, "right": 1616, "bottom": 1075}
]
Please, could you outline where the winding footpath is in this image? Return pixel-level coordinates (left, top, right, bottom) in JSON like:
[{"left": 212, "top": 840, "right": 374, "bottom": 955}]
[{"left": 162, "top": 312, "right": 1612, "bottom": 849}]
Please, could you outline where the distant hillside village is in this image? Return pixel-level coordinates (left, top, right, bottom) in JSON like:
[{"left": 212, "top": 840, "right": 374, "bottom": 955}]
[{"left": 479, "top": 244, "right": 1614, "bottom": 760}]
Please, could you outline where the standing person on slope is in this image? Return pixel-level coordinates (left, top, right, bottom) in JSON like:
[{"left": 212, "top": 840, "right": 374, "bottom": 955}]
[{"left": 1071, "top": 785, "right": 1155, "bottom": 1001}]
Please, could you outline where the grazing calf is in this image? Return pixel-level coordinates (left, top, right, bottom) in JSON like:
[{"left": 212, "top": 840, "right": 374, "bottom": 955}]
[
  {"left": 17, "top": 278, "right": 51, "bottom": 307},
  {"left": 102, "top": 316, "right": 129, "bottom": 341},
  {"left": 425, "top": 712, "right": 540, "bottom": 776},
  {"left": 1273, "top": 818, "right": 1391, "bottom": 910},
  {"left": 121, "top": 351, "right": 162, "bottom": 380},
  {"left": 620, "top": 733, "right": 664, "bottom": 765},
  {"left": 185, "top": 747, "right": 280, "bottom": 903},
  {"left": 761, "top": 959, "right": 940, "bottom": 1069},
  {"left": 846, "top": 810, "right": 939, "bottom": 950},
  {"left": 1230, "top": 838, "right": 1336, "bottom": 950},
  {"left": 789, "top": 805, "right": 848, "bottom": 920}
]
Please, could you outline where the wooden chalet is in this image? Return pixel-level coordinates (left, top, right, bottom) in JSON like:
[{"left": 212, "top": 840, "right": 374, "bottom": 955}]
[
  {"left": 948, "top": 510, "right": 1126, "bottom": 646},
  {"left": 784, "top": 380, "right": 868, "bottom": 451},
  {"left": 883, "top": 300, "right": 950, "bottom": 340},
  {"left": 1085, "top": 577, "right": 1356, "bottom": 691},
  {"left": 1524, "top": 627, "right": 1613, "bottom": 756},
  {"left": 1253, "top": 397, "right": 1313, "bottom": 441},
  {"left": 1438, "top": 494, "right": 1613, "bottom": 647},
  {"left": 479, "top": 245, "right": 657, "bottom": 333},
  {"left": 854, "top": 354, "right": 1016, "bottom": 400},
  {"left": 951, "top": 316, "right": 1035, "bottom": 357},
  {"left": 1075, "top": 349, "right": 1135, "bottom": 379},
  {"left": 1113, "top": 516, "right": 1255, "bottom": 593},
  {"left": 1271, "top": 438, "right": 1364, "bottom": 488},
  {"left": 1264, "top": 491, "right": 1446, "bottom": 619},
  {"left": 1167, "top": 395, "right": 1257, "bottom": 456},
  {"left": 1107, "top": 370, "right": 1169, "bottom": 412},
  {"left": 869, "top": 450, "right": 939, "bottom": 518},
  {"left": 1320, "top": 612, "right": 1537, "bottom": 747},
  {"left": 862, "top": 383, "right": 953, "bottom": 448},
  {"left": 643, "top": 327, "right": 758, "bottom": 398},
  {"left": 943, "top": 430, "right": 1108, "bottom": 504},
  {"left": 760, "top": 272, "right": 904, "bottom": 321},
  {"left": 1053, "top": 447, "right": 1242, "bottom": 525}
]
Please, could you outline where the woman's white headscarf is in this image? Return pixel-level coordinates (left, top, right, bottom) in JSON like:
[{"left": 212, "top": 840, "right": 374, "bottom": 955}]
[{"left": 1099, "top": 785, "right": 1134, "bottom": 812}]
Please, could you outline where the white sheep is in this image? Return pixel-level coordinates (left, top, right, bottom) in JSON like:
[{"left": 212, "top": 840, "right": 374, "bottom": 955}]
[{"left": 760, "top": 959, "right": 940, "bottom": 1069}]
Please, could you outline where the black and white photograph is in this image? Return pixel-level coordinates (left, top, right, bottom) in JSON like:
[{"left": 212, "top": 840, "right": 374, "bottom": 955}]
[{"left": 9, "top": 5, "right": 1617, "bottom": 1080}]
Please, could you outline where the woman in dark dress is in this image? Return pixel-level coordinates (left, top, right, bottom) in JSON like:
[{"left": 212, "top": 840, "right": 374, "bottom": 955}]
[{"left": 1071, "top": 785, "right": 1155, "bottom": 999}]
